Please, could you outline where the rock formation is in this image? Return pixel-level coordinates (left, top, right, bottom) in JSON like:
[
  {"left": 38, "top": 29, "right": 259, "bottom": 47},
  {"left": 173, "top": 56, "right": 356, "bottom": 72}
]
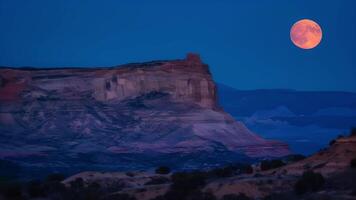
[{"left": 0, "top": 53, "right": 290, "bottom": 172}]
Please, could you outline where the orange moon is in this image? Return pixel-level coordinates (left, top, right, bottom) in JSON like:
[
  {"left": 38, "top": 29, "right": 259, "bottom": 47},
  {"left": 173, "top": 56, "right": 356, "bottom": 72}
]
[{"left": 290, "top": 19, "right": 322, "bottom": 49}]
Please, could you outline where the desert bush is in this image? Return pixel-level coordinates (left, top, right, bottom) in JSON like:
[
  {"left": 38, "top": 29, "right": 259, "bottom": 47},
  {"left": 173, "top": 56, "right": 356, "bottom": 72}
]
[
  {"left": 242, "top": 165, "right": 254, "bottom": 174},
  {"left": 209, "top": 164, "right": 253, "bottom": 178},
  {"left": 350, "top": 128, "right": 356, "bottom": 136},
  {"left": 70, "top": 177, "right": 84, "bottom": 189},
  {"left": 263, "top": 192, "right": 298, "bottom": 200},
  {"left": 260, "top": 160, "right": 285, "bottom": 171},
  {"left": 233, "top": 163, "right": 253, "bottom": 174},
  {"left": 294, "top": 171, "right": 324, "bottom": 195},
  {"left": 211, "top": 166, "right": 236, "bottom": 177},
  {"left": 329, "top": 139, "right": 336, "bottom": 146},
  {"left": 46, "top": 173, "right": 66, "bottom": 182},
  {"left": 126, "top": 172, "right": 135, "bottom": 177},
  {"left": 0, "top": 182, "right": 23, "bottom": 200},
  {"left": 171, "top": 171, "right": 206, "bottom": 191},
  {"left": 285, "top": 154, "right": 306, "bottom": 163},
  {"left": 222, "top": 193, "right": 252, "bottom": 200},
  {"left": 337, "top": 134, "right": 344, "bottom": 139},
  {"left": 155, "top": 166, "right": 171, "bottom": 174},
  {"left": 27, "top": 180, "right": 45, "bottom": 198},
  {"left": 102, "top": 193, "right": 137, "bottom": 200},
  {"left": 145, "top": 177, "right": 170, "bottom": 185},
  {"left": 158, "top": 189, "right": 216, "bottom": 200},
  {"left": 152, "top": 171, "right": 208, "bottom": 200},
  {"left": 0, "top": 160, "right": 21, "bottom": 180},
  {"left": 351, "top": 158, "right": 356, "bottom": 168}
]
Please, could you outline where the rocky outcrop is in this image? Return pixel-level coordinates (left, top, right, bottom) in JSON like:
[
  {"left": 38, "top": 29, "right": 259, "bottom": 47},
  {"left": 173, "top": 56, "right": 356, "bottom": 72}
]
[
  {"left": 0, "top": 54, "right": 290, "bottom": 171},
  {"left": 0, "top": 53, "right": 216, "bottom": 108}
]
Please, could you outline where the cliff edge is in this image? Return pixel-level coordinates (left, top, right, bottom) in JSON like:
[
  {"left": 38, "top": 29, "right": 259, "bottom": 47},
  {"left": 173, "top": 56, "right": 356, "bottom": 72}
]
[{"left": 0, "top": 54, "right": 290, "bottom": 172}]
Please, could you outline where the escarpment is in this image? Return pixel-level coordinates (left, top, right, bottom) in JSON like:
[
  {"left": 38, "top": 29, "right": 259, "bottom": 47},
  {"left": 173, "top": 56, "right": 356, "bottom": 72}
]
[
  {"left": 0, "top": 53, "right": 216, "bottom": 108},
  {"left": 0, "top": 53, "right": 290, "bottom": 172}
]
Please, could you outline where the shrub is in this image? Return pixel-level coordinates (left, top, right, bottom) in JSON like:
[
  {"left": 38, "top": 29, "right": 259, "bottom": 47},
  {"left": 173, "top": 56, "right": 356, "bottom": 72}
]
[
  {"left": 351, "top": 158, "right": 356, "bottom": 168},
  {"left": 153, "top": 171, "right": 209, "bottom": 200},
  {"left": 260, "top": 160, "right": 285, "bottom": 171},
  {"left": 329, "top": 139, "right": 336, "bottom": 146},
  {"left": 145, "top": 177, "right": 170, "bottom": 185},
  {"left": 286, "top": 154, "right": 306, "bottom": 163},
  {"left": 126, "top": 172, "right": 135, "bottom": 177},
  {"left": 211, "top": 166, "right": 236, "bottom": 177},
  {"left": 337, "top": 134, "right": 344, "bottom": 139},
  {"left": 0, "top": 182, "right": 23, "bottom": 200},
  {"left": 171, "top": 171, "right": 206, "bottom": 191},
  {"left": 83, "top": 182, "right": 102, "bottom": 200},
  {"left": 350, "top": 128, "right": 356, "bottom": 136},
  {"left": 161, "top": 189, "right": 216, "bottom": 200},
  {"left": 243, "top": 165, "right": 254, "bottom": 174},
  {"left": 222, "top": 193, "right": 251, "bottom": 200},
  {"left": 209, "top": 164, "right": 253, "bottom": 178},
  {"left": 294, "top": 171, "right": 324, "bottom": 195},
  {"left": 27, "top": 180, "right": 45, "bottom": 198},
  {"left": 69, "top": 177, "right": 84, "bottom": 191},
  {"left": 233, "top": 163, "right": 253, "bottom": 174},
  {"left": 102, "top": 193, "right": 137, "bottom": 200},
  {"left": 46, "top": 173, "right": 65, "bottom": 182},
  {"left": 155, "top": 166, "right": 171, "bottom": 174}
]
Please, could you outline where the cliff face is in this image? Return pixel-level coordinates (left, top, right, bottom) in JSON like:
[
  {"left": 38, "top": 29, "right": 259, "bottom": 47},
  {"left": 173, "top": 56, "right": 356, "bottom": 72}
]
[
  {"left": 0, "top": 53, "right": 216, "bottom": 108},
  {"left": 0, "top": 54, "right": 290, "bottom": 171}
]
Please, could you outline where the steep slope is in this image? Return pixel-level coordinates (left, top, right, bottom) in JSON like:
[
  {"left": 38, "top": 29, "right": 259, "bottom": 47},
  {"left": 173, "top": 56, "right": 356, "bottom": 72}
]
[{"left": 0, "top": 54, "right": 290, "bottom": 172}]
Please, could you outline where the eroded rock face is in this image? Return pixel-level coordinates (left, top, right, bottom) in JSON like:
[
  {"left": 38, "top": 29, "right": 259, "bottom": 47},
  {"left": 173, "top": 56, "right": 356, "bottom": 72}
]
[
  {"left": 0, "top": 54, "right": 290, "bottom": 172},
  {"left": 0, "top": 53, "right": 216, "bottom": 108}
]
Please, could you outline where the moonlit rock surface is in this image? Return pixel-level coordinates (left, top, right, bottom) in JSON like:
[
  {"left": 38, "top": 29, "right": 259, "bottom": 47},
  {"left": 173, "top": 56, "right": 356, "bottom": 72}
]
[{"left": 0, "top": 54, "right": 290, "bottom": 171}]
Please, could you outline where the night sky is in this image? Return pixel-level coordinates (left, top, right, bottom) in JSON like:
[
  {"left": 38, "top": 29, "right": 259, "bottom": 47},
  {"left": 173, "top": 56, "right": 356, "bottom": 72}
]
[{"left": 0, "top": 0, "right": 355, "bottom": 92}]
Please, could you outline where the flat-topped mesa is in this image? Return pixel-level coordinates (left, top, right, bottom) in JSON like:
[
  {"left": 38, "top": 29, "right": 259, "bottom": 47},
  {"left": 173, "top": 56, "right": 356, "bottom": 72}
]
[
  {"left": 0, "top": 53, "right": 217, "bottom": 109},
  {"left": 96, "top": 53, "right": 216, "bottom": 108},
  {"left": 0, "top": 54, "right": 291, "bottom": 172}
]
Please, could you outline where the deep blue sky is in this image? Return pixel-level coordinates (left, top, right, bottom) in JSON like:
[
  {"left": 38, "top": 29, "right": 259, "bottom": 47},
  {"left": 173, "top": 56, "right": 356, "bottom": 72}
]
[{"left": 0, "top": 0, "right": 355, "bottom": 91}]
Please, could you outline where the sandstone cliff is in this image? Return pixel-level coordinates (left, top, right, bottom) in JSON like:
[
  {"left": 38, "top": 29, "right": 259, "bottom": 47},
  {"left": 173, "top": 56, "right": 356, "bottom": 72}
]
[{"left": 0, "top": 54, "right": 290, "bottom": 172}]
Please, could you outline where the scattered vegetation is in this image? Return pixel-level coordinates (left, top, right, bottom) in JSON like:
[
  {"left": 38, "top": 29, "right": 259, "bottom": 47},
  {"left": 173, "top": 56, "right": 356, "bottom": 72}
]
[
  {"left": 0, "top": 181, "right": 22, "bottom": 200},
  {"left": 208, "top": 163, "right": 253, "bottom": 178},
  {"left": 102, "top": 193, "right": 137, "bottom": 200},
  {"left": 221, "top": 193, "right": 252, "bottom": 200},
  {"left": 0, "top": 173, "right": 135, "bottom": 200},
  {"left": 284, "top": 154, "right": 306, "bottom": 163},
  {"left": 260, "top": 159, "right": 286, "bottom": 171},
  {"left": 126, "top": 172, "right": 135, "bottom": 177},
  {"left": 329, "top": 139, "right": 336, "bottom": 146},
  {"left": 155, "top": 166, "right": 171, "bottom": 174},
  {"left": 0, "top": 159, "right": 21, "bottom": 181},
  {"left": 145, "top": 177, "right": 170, "bottom": 185},
  {"left": 171, "top": 171, "right": 206, "bottom": 191},
  {"left": 150, "top": 171, "right": 214, "bottom": 200},
  {"left": 350, "top": 127, "right": 356, "bottom": 136},
  {"left": 294, "top": 171, "right": 324, "bottom": 195},
  {"left": 351, "top": 158, "right": 356, "bottom": 169}
]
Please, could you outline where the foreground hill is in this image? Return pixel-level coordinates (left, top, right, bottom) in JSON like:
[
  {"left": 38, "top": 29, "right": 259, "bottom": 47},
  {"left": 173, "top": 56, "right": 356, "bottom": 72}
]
[
  {"left": 59, "top": 134, "right": 356, "bottom": 200},
  {"left": 0, "top": 54, "right": 289, "bottom": 176}
]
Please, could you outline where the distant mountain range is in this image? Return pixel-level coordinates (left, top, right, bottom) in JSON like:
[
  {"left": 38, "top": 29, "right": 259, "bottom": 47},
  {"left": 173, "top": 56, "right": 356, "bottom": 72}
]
[{"left": 217, "top": 84, "right": 356, "bottom": 155}]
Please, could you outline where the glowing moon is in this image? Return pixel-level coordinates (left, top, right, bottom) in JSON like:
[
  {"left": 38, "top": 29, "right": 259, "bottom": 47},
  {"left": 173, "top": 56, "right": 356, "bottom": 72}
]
[{"left": 290, "top": 19, "right": 322, "bottom": 49}]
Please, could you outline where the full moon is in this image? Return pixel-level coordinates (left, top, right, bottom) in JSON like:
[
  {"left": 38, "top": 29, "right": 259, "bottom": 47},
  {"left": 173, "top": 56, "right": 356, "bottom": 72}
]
[{"left": 290, "top": 19, "right": 322, "bottom": 49}]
